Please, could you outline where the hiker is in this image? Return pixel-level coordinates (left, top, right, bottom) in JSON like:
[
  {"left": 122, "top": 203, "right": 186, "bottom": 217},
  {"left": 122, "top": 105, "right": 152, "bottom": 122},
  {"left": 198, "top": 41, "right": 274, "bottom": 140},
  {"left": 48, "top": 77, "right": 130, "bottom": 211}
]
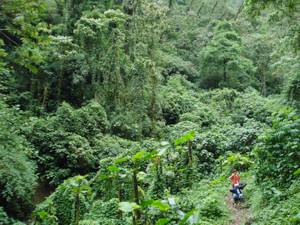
[
  {"left": 229, "top": 169, "right": 240, "bottom": 188},
  {"left": 229, "top": 169, "right": 247, "bottom": 204}
]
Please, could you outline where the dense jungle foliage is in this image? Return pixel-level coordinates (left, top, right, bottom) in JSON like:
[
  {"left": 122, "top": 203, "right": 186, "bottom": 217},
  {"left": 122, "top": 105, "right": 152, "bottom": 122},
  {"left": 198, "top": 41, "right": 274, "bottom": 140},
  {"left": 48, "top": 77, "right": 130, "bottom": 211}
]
[{"left": 0, "top": 0, "right": 299, "bottom": 224}]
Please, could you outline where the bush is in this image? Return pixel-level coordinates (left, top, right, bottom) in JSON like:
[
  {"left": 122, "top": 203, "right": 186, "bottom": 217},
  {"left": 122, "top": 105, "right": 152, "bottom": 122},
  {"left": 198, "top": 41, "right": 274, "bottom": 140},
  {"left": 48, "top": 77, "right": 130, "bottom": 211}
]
[
  {"left": 0, "top": 208, "right": 10, "bottom": 225},
  {"left": 254, "top": 108, "right": 300, "bottom": 187},
  {"left": 180, "top": 103, "right": 220, "bottom": 128},
  {"left": 34, "top": 176, "right": 92, "bottom": 225},
  {"left": 91, "top": 134, "right": 135, "bottom": 159},
  {"left": 161, "top": 75, "right": 197, "bottom": 125},
  {"left": 160, "top": 53, "right": 199, "bottom": 81},
  {"left": 79, "top": 199, "right": 130, "bottom": 225},
  {"left": 219, "top": 152, "right": 253, "bottom": 174},
  {"left": 26, "top": 101, "right": 109, "bottom": 185},
  {"left": 249, "top": 179, "right": 300, "bottom": 225},
  {"left": 199, "top": 88, "right": 238, "bottom": 112},
  {"left": 55, "top": 101, "right": 109, "bottom": 138},
  {"left": 231, "top": 89, "right": 276, "bottom": 124},
  {"left": 110, "top": 110, "right": 148, "bottom": 140},
  {"left": 181, "top": 178, "right": 229, "bottom": 224},
  {"left": 198, "top": 195, "right": 225, "bottom": 219},
  {"left": 225, "top": 119, "right": 265, "bottom": 153},
  {"left": 28, "top": 118, "right": 97, "bottom": 185},
  {"left": 0, "top": 101, "right": 37, "bottom": 219}
]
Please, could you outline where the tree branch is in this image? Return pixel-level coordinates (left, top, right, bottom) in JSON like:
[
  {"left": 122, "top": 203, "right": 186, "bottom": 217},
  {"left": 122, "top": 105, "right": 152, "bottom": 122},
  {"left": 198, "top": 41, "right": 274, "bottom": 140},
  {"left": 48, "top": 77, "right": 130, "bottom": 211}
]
[{"left": 0, "top": 31, "right": 19, "bottom": 46}]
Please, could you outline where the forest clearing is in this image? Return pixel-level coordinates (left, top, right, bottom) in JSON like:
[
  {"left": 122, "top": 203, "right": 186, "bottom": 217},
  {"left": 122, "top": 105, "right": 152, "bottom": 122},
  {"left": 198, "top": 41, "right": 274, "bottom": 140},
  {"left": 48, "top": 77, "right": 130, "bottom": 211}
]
[{"left": 0, "top": 0, "right": 300, "bottom": 224}]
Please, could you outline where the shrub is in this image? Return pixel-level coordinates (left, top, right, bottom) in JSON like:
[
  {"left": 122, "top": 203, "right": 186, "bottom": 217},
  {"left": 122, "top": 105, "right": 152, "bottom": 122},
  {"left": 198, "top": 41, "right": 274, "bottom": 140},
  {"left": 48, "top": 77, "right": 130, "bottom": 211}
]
[
  {"left": 91, "top": 134, "right": 135, "bottom": 159},
  {"left": 249, "top": 179, "right": 300, "bottom": 225},
  {"left": 161, "top": 75, "right": 197, "bottom": 125},
  {"left": 180, "top": 103, "right": 220, "bottom": 128},
  {"left": 55, "top": 101, "right": 109, "bottom": 138},
  {"left": 219, "top": 152, "right": 253, "bottom": 174},
  {"left": 0, "top": 101, "right": 37, "bottom": 219},
  {"left": 34, "top": 176, "right": 92, "bottom": 225},
  {"left": 254, "top": 108, "right": 300, "bottom": 187},
  {"left": 79, "top": 199, "right": 130, "bottom": 225},
  {"left": 231, "top": 89, "right": 276, "bottom": 124},
  {"left": 26, "top": 102, "right": 109, "bottom": 185},
  {"left": 225, "top": 119, "right": 265, "bottom": 153},
  {"left": 198, "top": 195, "right": 225, "bottom": 219},
  {"left": 110, "top": 110, "right": 148, "bottom": 140},
  {"left": 28, "top": 119, "right": 97, "bottom": 185}
]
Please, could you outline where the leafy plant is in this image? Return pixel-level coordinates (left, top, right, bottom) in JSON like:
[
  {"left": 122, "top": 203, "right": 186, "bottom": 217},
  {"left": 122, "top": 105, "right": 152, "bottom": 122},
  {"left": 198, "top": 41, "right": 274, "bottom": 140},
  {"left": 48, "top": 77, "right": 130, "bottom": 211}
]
[{"left": 254, "top": 108, "right": 300, "bottom": 187}]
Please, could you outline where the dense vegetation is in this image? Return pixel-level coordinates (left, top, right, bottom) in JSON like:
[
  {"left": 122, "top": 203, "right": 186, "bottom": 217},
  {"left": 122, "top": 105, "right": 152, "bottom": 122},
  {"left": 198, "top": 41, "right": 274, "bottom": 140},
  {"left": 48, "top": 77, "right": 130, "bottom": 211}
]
[{"left": 0, "top": 0, "right": 299, "bottom": 224}]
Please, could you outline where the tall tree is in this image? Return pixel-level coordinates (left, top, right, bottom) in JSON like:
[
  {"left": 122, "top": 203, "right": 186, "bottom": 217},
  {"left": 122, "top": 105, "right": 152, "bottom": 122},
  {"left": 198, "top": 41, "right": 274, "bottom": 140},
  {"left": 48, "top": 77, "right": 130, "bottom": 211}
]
[{"left": 199, "top": 20, "right": 255, "bottom": 90}]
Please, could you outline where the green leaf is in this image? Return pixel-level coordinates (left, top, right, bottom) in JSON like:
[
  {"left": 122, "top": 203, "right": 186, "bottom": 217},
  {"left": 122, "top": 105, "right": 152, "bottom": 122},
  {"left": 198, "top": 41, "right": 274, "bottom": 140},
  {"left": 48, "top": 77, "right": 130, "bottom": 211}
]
[
  {"left": 137, "top": 171, "right": 147, "bottom": 181},
  {"left": 132, "top": 150, "right": 157, "bottom": 162},
  {"left": 119, "top": 202, "right": 140, "bottom": 213},
  {"left": 174, "top": 131, "right": 195, "bottom": 145},
  {"left": 107, "top": 165, "right": 121, "bottom": 172},
  {"left": 141, "top": 200, "right": 170, "bottom": 211},
  {"left": 158, "top": 147, "right": 168, "bottom": 156},
  {"left": 37, "top": 211, "right": 48, "bottom": 220},
  {"left": 290, "top": 212, "right": 300, "bottom": 222},
  {"left": 293, "top": 168, "right": 300, "bottom": 175},
  {"left": 26, "top": 64, "right": 38, "bottom": 74},
  {"left": 115, "top": 156, "right": 129, "bottom": 164},
  {"left": 133, "top": 150, "right": 149, "bottom": 161},
  {"left": 179, "top": 209, "right": 195, "bottom": 225},
  {"left": 155, "top": 218, "right": 171, "bottom": 225}
]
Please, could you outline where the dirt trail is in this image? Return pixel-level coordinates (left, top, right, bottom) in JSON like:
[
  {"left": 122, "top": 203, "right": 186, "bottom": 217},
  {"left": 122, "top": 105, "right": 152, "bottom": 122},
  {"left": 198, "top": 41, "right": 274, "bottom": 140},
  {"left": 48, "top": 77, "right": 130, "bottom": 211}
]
[{"left": 226, "top": 194, "right": 252, "bottom": 225}]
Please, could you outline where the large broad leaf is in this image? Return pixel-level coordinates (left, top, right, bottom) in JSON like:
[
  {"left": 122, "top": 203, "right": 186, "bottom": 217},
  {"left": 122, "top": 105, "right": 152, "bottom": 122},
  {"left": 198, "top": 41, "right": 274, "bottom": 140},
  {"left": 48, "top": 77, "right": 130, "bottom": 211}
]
[
  {"left": 99, "top": 174, "right": 110, "bottom": 180},
  {"left": 160, "top": 141, "right": 169, "bottom": 146},
  {"left": 178, "top": 209, "right": 196, "bottom": 225},
  {"left": 107, "top": 165, "right": 121, "bottom": 172},
  {"left": 290, "top": 212, "right": 300, "bottom": 223},
  {"left": 155, "top": 218, "right": 171, "bottom": 225},
  {"left": 37, "top": 211, "right": 48, "bottom": 220},
  {"left": 168, "top": 197, "right": 176, "bottom": 207},
  {"left": 174, "top": 131, "right": 195, "bottom": 146},
  {"left": 141, "top": 200, "right": 170, "bottom": 211},
  {"left": 158, "top": 146, "right": 169, "bottom": 156},
  {"left": 137, "top": 171, "right": 147, "bottom": 181},
  {"left": 293, "top": 168, "right": 300, "bottom": 175},
  {"left": 115, "top": 156, "right": 130, "bottom": 164},
  {"left": 132, "top": 150, "right": 157, "bottom": 162},
  {"left": 119, "top": 202, "right": 140, "bottom": 213}
]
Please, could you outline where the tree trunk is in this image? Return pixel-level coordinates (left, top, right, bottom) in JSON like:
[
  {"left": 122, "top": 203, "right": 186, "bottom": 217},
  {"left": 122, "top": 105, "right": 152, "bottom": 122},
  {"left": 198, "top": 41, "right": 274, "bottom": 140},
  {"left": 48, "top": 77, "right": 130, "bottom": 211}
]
[
  {"left": 211, "top": 1, "right": 219, "bottom": 14},
  {"left": 186, "top": 0, "right": 196, "bottom": 13},
  {"left": 149, "top": 69, "right": 158, "bottom": 136},
  {"left": 234, "top": 1, "right": 244, "bottom": 20},
  {"left": 188, "top": 140, "right": 193, "bottom": 166},
  {"left": 132, "top": 170, "right": 141, "bottom": 224},
  {"left": 261, "top": 73, "right": 267, "bottom": 96},
  {"left": 133, "top": 170, "right": 139, "bottom": 204},
  {"left": 168, "top": 0, "right": 174, "bottom": 9},
  {"left": 42, "top": 83, "right": 49, "bottom": 109},
  {"left": 74, "top": 192, "right": 80, "bottom": 225},
  {"left": 57, "top": 69, "right": 62, "bottom": 102},
  {"left": 118, "top": 182, "right": 123, "bottom": 201},
  {"left": 223, "top": 59, "right": 227, "bottom": 84},
  {"left": 197, "top": 2, "right": 205, "bottom": 16}
]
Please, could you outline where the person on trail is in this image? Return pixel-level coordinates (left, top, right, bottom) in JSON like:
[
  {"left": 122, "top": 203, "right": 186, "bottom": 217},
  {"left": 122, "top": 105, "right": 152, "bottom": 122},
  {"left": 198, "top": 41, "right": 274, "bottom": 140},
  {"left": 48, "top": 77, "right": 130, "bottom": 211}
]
[{"left": 229, "top": 169, "right": 240, "bottom": 187}]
